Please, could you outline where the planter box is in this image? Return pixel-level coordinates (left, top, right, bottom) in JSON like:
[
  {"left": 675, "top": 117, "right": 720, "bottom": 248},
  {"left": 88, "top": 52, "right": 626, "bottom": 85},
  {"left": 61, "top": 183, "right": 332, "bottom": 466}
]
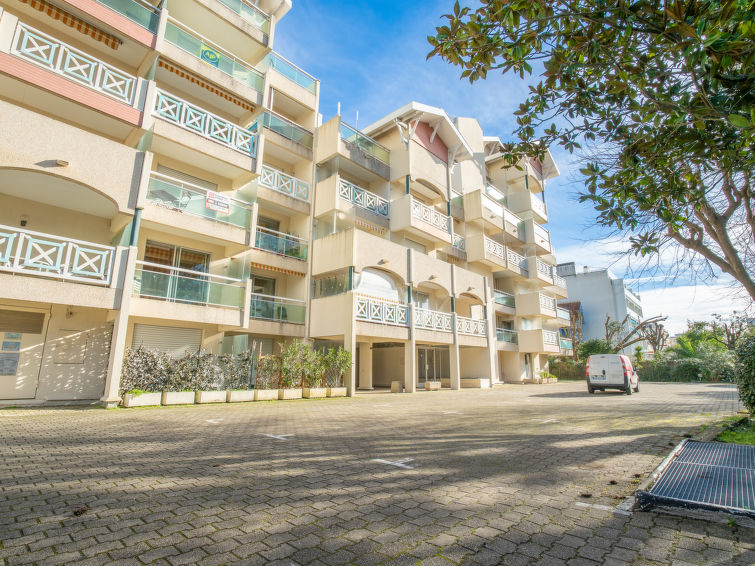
[
  {"left": 227, "top": 390, "right": 254, "bottom": 403},
  {"left": 161, "top": 391, "right": 196, "bottom": 405},
  {"left": 425, "top": 381, "right": 441, "bottom": 391},
  {"left": 121, "top": 392, "right": 162, "bottom": 407},
  {"left": 195, "top": 391, "right": 227, "bottom": 404},
  {"left": 461, "top": 378, "right": 491, "bottom": 389},
  {"left": 254, "top": 389, "right": 279, "bottom": 401},
  {"left": 279, "top": 388, "right": 303, "bottom": 400},
  {"left": 390, "top": 381, "right": 402, "bottom": 393},
  {"left": 303, "top": 387, "right": 327, "bottom": 399},
  {"left": 327, "top": 387, "right": 347, "bottom": 397}
]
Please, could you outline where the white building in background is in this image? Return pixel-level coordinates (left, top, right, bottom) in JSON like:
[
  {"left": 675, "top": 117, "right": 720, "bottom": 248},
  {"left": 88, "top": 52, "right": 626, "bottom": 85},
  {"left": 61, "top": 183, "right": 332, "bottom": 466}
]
[{"left": 556, "top": 262, "right": 646, "bottom": 355}]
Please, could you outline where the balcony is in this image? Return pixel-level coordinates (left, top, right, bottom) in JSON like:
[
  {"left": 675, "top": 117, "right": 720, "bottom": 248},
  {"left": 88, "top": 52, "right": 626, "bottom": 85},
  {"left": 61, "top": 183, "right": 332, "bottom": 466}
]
[
  {"left": 494, "top": 290, "right": 516, "bottom": 311},
  {"left": 504, "top": 247, "right": 529, "bottom": 277},
  {"left": 95, "top": 0, "right": 161, "bottom": 33},
  {"left": 518, "top": 329, "right": 560, "bottom": 354},
  {"left": 503, "top": 209, "right": 525, "bottom": 241},
  {"left": 258, "top": 164, "right": 310, "bottom": 202},
  {"left": 515, "top": 292, "right": 557, "bottom": 318},
  {"left": 163, "top": 19, "right": 264, "bottom": 98},
  {"left": 146, "top": 172, "right": 252, "bottom": 230},
  {"left": 550, "top": 273, "right": 568, "bottom": 298},
  {"left": 152, "top": 88, "right": 257, "bottom": 158},
  {"left": 216, "top": 0, "right": 270, "bottom": 38},
  {"left": 556, "top": 307, "right": 570, "bottom": 323},
  {"left": 339, "top": 121, "right": 391, "bottom": 175},
  {"left": 260, "top": 52, "right": 317, "bottom": 94},
  {"left": 251, "top": 110, "right": 314, "bottom": 155},
  {"left": 560, "top": 337, "right": 574, "bottom": 354},
  {"left": 0, "top": 224, "right": 115, "bottom": 286},
  {"left": 391, "top": 194, "right": 453, "bottom": 245},
  {"left": 415, "top": 307, "right": 453, "bottom": 333},
  {"left": 355, "top": 295, "right": 409, "bottom": 327},
  {"left": 456, "top": 316, "right": 487, "bottom": 337},
  {"left": 250, "top": 293, "right": 305, "bottom": 324},
  {"left": 466, "top": 234, "right": 507, "bottom": 270},
  {"left": 337, "top": 178, "right": 390, "bottom": 217},
  {"left": 463, "top": 188, "right": 504, "bottom": 231},
  {"left": 8, "top": 21, "right": 139, "bottom": 110},
  {"left": 496, "top": 328, "right": 518, "bottom": 351},
  {"left": 528, "top": 256, "right": 554, "bottom": 284},
  {"left": 525, "top": 219, "right": 552, "bottom": 254},
  {"left": 254, "top": 227, "right": 308, "bottom": 261},
  {"left": 507, "top": 190, "right": 548, "bottom": 223}
]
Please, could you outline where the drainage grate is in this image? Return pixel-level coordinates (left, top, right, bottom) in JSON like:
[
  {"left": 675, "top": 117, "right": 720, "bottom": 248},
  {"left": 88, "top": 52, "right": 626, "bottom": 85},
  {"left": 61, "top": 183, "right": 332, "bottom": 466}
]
[{"left": 638, "top": 441, "right": 755, "bottom": 517}]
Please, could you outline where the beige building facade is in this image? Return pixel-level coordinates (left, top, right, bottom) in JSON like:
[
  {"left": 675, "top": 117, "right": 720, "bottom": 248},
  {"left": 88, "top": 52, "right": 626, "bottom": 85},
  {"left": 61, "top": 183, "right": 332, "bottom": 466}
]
[{"left": 0, "top": 0, "right": 570, "bottom": 405}]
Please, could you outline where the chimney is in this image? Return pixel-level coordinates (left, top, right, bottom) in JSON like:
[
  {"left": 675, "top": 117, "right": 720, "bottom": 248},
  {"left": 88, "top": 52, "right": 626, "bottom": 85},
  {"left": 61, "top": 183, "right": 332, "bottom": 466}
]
[{"left": 583, "top": 266, "right": 589, "bottom": 273}]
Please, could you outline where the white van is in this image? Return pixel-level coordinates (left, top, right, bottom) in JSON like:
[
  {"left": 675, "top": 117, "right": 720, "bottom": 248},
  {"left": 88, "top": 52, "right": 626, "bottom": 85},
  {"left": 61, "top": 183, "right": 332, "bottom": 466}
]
[{"left": 586, "top": 354, "right": 639, "bottom": 395}]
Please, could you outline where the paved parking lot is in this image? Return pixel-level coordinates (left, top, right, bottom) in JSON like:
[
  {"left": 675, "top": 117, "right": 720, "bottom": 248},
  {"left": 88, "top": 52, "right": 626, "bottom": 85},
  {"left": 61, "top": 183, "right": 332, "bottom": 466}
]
[{"left": 1, "top": 382, "right": 753, "bottom": 566}]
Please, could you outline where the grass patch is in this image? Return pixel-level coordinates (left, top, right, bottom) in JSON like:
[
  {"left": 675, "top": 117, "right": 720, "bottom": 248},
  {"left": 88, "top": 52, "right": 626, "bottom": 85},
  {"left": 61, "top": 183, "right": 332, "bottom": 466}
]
[{"left": 717, "top": 419, "right": 755, "bottom": 445}]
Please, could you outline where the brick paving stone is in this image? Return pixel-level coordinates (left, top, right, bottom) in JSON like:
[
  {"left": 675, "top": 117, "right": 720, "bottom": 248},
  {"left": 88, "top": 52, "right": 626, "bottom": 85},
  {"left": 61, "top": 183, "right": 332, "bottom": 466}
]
[{"left": 0, "top": 383, "right": 751, "bottom": 566}]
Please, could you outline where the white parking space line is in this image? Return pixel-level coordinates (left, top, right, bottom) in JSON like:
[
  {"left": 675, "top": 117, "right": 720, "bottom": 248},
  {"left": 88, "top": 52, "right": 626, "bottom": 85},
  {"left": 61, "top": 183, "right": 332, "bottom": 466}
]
[
  {"left": 372, "top": 457, "right": 415, "bottom": 470},
  {"left": 263, "top": 433, "right": 295, "bottom": 440}
]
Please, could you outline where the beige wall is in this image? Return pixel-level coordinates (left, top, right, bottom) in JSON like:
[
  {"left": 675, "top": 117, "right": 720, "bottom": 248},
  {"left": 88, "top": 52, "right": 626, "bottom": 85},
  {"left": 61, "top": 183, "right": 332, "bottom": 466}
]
[{"left": 372, "top": 345, "right": 404, "bottom": 387}]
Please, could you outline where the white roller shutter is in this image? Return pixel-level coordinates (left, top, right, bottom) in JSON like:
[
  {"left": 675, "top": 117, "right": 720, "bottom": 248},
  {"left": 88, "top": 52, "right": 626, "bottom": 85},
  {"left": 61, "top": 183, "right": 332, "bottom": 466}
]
[
  {"left": 156, "top": 166, "right": 217, "bottom": 191},
  {"left": 131, "top": 324, "right": 202, "bottom": 358}
]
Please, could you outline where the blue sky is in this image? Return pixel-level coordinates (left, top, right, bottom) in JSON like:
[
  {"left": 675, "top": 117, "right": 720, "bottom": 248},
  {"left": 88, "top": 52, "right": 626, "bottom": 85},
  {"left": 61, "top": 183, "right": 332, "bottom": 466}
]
[{"left": 274, "top": 1, "right": 750, "bottom": 333}]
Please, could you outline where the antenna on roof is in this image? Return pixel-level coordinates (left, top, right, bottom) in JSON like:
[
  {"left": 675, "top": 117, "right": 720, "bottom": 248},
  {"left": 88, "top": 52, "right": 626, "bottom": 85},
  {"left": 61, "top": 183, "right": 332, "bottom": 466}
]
[{"left": 356, "top": 111, "right": 359, "bottom": 130}]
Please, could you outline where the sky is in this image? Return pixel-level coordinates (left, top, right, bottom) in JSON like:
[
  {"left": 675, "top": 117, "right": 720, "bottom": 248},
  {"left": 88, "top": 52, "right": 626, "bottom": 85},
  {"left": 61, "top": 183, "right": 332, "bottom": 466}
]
[{"left": 273, "top": 1, "right": 752, "bottom": 334}]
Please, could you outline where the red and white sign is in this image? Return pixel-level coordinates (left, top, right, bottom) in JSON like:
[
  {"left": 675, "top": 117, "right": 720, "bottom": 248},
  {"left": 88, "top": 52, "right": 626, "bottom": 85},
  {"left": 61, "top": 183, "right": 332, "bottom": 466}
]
[{"left": 205, "top": 191, "right": 230, "bottom": 214}]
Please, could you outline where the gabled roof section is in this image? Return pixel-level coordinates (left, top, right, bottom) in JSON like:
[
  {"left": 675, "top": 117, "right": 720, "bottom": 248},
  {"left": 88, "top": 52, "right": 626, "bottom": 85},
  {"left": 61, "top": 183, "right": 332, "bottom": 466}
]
[
  {"left": 485, "top": 144, "right": 560, "bottom": 180},
  {"left": 363, "top": 101, "right": 473, "bottom": 162}
]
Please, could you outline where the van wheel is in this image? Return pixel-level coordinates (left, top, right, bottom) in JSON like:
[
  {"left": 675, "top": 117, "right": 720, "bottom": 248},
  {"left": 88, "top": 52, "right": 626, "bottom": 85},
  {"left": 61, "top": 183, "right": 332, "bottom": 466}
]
[
  {"left": 588, "top": 386, "right": 595, "bottom": 394},
  {"left": 625, "top": 379, "right": 632, "bottom": 395},
  {"left": 633, "top": 382, "right": 640, "bottom": 393}
]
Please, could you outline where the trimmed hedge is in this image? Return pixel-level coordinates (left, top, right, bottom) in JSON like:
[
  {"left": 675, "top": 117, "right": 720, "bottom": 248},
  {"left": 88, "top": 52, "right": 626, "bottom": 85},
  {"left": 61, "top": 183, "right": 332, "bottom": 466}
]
[{"left": 736, "top": 335, "right": 755, "bottom": 415}]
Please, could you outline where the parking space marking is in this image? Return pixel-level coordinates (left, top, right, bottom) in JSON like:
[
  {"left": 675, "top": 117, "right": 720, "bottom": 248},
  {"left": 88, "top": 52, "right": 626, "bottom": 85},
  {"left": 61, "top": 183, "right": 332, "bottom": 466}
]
[
  {"left": 372, "top": 457, "right": 415, "bottom": 469},
  {"left": 263, "top": 433, "right": 295, "bottom": 440}
]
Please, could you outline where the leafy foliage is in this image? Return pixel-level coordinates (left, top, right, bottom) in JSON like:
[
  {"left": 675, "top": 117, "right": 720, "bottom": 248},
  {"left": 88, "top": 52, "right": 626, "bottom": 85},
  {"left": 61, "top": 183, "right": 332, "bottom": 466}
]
[
  {"left": 428, "top": 0, "right": 755, "bottom": 298},
  {"left": 735, "top": 334, "right": 755, "bottom": 414},
  {"left": 577, "top": 338, "right": 614, "bottom": 361}
]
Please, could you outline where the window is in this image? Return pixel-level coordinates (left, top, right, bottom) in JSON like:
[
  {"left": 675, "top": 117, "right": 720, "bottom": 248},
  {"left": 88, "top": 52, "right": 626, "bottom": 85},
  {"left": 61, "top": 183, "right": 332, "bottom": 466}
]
[
  {"left": 257, "top": 216, "right": 280, "bottom": 232},
  {"left": 413, "top": 291, "right": 430, "bottom": 309},
  {"left": 354, "top": 269, "right": 401, "bottom": 301}
]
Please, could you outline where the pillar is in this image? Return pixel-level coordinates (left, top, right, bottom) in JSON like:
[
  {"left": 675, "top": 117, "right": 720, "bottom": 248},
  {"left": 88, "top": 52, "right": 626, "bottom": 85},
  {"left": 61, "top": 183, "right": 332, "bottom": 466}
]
[
  {"left": 344, "top": 314, "right": 357, "bottom": 397},
  {"left": 404, "top": 339, "right": 416, "bottom": 393},
  {"left": 450, "top": 314, "right": 461, "bottom": 390},
  {"left": 358, "top": 342, "right": 372, "bottom": 390}
]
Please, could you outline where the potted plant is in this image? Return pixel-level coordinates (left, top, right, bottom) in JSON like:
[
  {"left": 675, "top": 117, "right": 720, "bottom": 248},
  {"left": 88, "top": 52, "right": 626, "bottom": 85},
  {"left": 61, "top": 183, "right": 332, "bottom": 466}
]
[
  {"left": 303, "top": 348, "right": 327, "bottom": 398},
  {"left": 254, "top": 354, "right": 281, "bottom": 401},
  {"left": 279, "top": 340, "right": 307, "bottom": 399},
  {"left": 162, "top": 350, "right": 204, "bottom": 405},
  {"left": 119, "top": 347, "right": 168, "bottom": 407},
  {"left": 220, "top": 353, "right": 254, "bottom": 402},
  {"left": 325, "top": 347, "right": 351, "bottom": 397},
  {"left": 540, "top": 371, "right": 558, "bottom": 384}
]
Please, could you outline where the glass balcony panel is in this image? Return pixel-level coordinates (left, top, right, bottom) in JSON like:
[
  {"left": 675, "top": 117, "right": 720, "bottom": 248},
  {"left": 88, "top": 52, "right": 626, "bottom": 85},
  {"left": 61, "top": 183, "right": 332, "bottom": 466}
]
[
  {"left": 164, "top": 20, "right": 264, "bottom": 92},
  {"left": 556, "top": 307, "right": 570, "bottom": 320},
  {"left": 259, "top": 53, "right": 316, "bottom": 93},
  {"left": 254, "top": 228, "right": 308, "bottom": 260},
  {"left": 250, "top": 294, "right": 305, "bottom": 323},
  {"left": 215, "top": 0, "right": 270, "bottom": 35},
  {"left": 147, "top": 174, "right": 252, "bottom": 228},
  {"left": 560, "top": 337, "right": 573, "bottom": 350},
  {"left": 95, "top": 0, "right": 160, "bottom": 32},
  {"left": 252, "top": 111, "right": 313, "bottom": 149},
  {"left": 134, "top": 264, "right": 245, "bottom": 309},
  {"left": 496, "top": 329, "right": 518, "bottom": 343},
  {"left": 339, "top": 122, "right": 390, "bottom": 165},
  {"left": 494, "top": 290, "right": 515, "bottom": 308}
]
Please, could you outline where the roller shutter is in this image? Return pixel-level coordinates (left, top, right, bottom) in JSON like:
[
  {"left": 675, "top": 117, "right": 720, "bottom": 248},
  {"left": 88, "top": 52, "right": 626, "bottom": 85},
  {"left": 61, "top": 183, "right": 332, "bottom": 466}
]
[{"left": 131, "top": 324, "right": 201, "bottom": 358}]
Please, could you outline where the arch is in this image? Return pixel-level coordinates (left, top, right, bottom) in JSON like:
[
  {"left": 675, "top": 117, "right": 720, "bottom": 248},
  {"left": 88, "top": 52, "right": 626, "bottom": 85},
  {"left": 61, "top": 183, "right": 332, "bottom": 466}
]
[
  {"left": 414, "top": 279, "right": 452, "bottom": 298},
  {"left": 354, "top": 267, "right": 404, "bottom": 301},
  {"left": 416, "top": 178, "right": 447, "bottom": 202},
  {"left": 458, "top": 290, "right": 486, "bottom": 305},
  {"left": 0, "top": 167, "right": 120, "bottom": 218}
]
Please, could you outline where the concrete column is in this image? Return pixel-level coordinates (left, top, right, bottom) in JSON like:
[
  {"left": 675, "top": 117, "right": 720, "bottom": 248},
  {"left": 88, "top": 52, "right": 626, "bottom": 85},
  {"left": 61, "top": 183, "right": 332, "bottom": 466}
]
[
  {"left": 484, "top": 279, "right": 499, "bottom": 383},
  {"left": 344, "top": 298, "right": 357, "bottom": 397},
  {"left": 0, "top": 12, "right": 19, "bottom": 54},
  {"left": 450, "top": 314, "right": 461, "bottom": 390},
  {"left": 358, "top": 342, "right": 372, "bottom": 390},
  {"left": 100, "top": 246, "right": 138, "bottom": 408},
  {"left": 404, "top": 305, "right": 417, "bottom": 393}
]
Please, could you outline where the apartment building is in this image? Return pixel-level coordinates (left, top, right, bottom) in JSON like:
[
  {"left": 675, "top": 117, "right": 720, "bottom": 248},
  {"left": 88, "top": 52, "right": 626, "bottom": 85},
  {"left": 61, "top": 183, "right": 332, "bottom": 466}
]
[
  {"left": 0, "top": 0, "right": 569, "bottom": 405},
  {"left": 556, "top": 262, "right": 645, "bottom": 354}
]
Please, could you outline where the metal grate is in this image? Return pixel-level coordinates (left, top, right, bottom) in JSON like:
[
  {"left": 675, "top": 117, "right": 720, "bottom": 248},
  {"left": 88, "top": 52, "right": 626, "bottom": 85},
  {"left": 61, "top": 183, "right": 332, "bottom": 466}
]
[{"left": 643, "top": 441, "right": 754, "bottom": 516}]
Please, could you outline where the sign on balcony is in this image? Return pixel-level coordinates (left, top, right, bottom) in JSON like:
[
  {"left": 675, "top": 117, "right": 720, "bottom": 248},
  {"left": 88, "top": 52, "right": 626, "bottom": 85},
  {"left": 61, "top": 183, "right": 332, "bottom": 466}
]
[
  {"left": 205, "top": 191, "right": 230, "bottom": 214},
  {"left": 200, "top": 44, "right": 221, "bottom": 67}
]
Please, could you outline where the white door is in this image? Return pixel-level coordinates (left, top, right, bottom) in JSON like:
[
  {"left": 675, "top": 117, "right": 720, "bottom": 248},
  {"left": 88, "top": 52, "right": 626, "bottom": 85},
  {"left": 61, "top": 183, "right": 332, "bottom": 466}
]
[{"left": 0, "top": 308, "right": 48, "bottom": 400}]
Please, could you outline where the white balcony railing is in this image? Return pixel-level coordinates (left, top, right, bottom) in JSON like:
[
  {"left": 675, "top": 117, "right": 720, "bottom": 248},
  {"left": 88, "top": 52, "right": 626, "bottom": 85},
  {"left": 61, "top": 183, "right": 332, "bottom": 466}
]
[
  {"left": 531, "top": 193, "right": 547, "bottom": 218},
  {"left": 153, "top": 89, "right": 257, "bottom": 157},
  {"left": 485, "top": 237, "right": 506, "bottom": 260},
  {"left": 457, "top": 316, "right": 487, "bottom": 337},
  {"left": 338, "top": 179, "right": 389, "bottom": 217},
  {"left": 0, "top": 225, "right": 115, "bottom": 285},
  {"left": 507, "top": 248, "right": 528, "bottom": 273},
  {"left": 415, "top": 307, "right": 453, "bottom": 332},
  {"left": 497, "top": 328, "right": 518, "bottom": 344},
  {"left": 533, "top": 223, "right": 551, "bottom": 246},
  {"left": 410, "top": 197, "right": 451, "bottom": 233},
  {"left": 553, "top": 273, "right": 567, "bottom": 288},
  {"left": 557, "top": 307, "right": 570, "bottom": 321},
  {"left": 259, "top": 165, "right": 309, "bottom": 201},
  {"left": 536, "top": 258, "right": 553, "bottom": 279},
  {"left": 539, "top": 294, "right": 557, "bottom": 311},
  {"left": 11, "top": 22, "right": 137, "bottom": 105},
  {"left": 452, "top": 233, "right": 466, "bottom": 251},
  {"left": 543, "top": 330, "right": 559, "bottom": 345},
  {"left": 355, "top": 295, "right": 409, "bottom": 327}
]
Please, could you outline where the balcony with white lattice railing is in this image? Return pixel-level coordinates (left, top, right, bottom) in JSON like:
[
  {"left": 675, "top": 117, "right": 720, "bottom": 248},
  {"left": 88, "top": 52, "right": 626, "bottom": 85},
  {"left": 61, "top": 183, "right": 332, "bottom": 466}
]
[
  {"left": 465, "top": 233, "right": 507, "bottom": 270},
  {"left": 0, "top": 224, "right": 123, "bottom": 309},
  {"left": 525, "top": 218, "right": 552, "bottom": 254},
  {"left": 5, "top": 20, "right": 143, "bottom": 126},
  {"left": 313, "top": 176, "right": 390, "bottom": 227},
  {"left": 550, "top": 271, "right": 568, "bottom": 298},
  {"left": 515, "top": 292, "right": 558, "bottom": 318},
  {"left": 518, "top": 329, "right": 561, "bottom": 354},
  {"left": 506, "top": 189, "right": 548, "bottom": 223},
  {"left": 355, "top": 295, "right": 409, "bottom": 327},
  {"left": 150, "top": 88, "right": 257, "bottom": 181},
  {"left": 456, "top": 315, "right": 487, "bottom": 337},
  {"left": 527, "top": 256, "right": 555, "bottom": 284},
  {"left": 390, "top": 194, "right": 453, "bottom": 245},
  {"left": 505, "top": 247, "right": 529, "bottom": 277},
  {"left": 414, "top": 307, "right": 453, "bottom": 334},
  {"left": 255, "top": 164, "right": 310, "bottom": 212}
]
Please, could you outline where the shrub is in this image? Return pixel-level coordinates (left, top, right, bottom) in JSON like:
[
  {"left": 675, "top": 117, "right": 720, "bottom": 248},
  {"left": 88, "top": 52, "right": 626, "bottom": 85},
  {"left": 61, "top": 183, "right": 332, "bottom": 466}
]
[
  {"left": 577, "top": 339, "right": 614, "bottom": 362},
  {"left": 735, "top": 335, "right": 755, "bottom": 415},
  {"left": 120, "top": 347, "right": 171, "bottom": 394},
  {"left": 323, "top": 347, "right": 352, "bottom": 387},
  {"left": 281, "top": 340, "right": 318, "bottom": 388},
  {"left": 255, "top": 354, "right": 281, "bottom": 389},
  {"left": 671, "top": 358, "right": 707, "bottom": 382}
]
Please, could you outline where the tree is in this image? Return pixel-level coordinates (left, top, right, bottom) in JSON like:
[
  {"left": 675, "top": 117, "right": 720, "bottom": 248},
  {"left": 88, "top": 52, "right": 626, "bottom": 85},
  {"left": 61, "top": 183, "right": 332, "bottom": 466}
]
[
  {"left": 428, "top": 1, "right": 755, "bottom": 299},
  {"left": 559, "top": 301, "right": 583, "bottom": 360},
  {"left": 604, "top": 314, "right": 668, "bottom": 352},
  {"left": 709, "top": 311, "right": 754, "bottom": 349},
  {"left": 578, "top": 338, "right": 614, "bottom": 362},
  {"left": 634, "top": 345, "right": 645, "bottom": 364},
  {"left": 641, "top": 320, "right": 670, "bottom": 354}
]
